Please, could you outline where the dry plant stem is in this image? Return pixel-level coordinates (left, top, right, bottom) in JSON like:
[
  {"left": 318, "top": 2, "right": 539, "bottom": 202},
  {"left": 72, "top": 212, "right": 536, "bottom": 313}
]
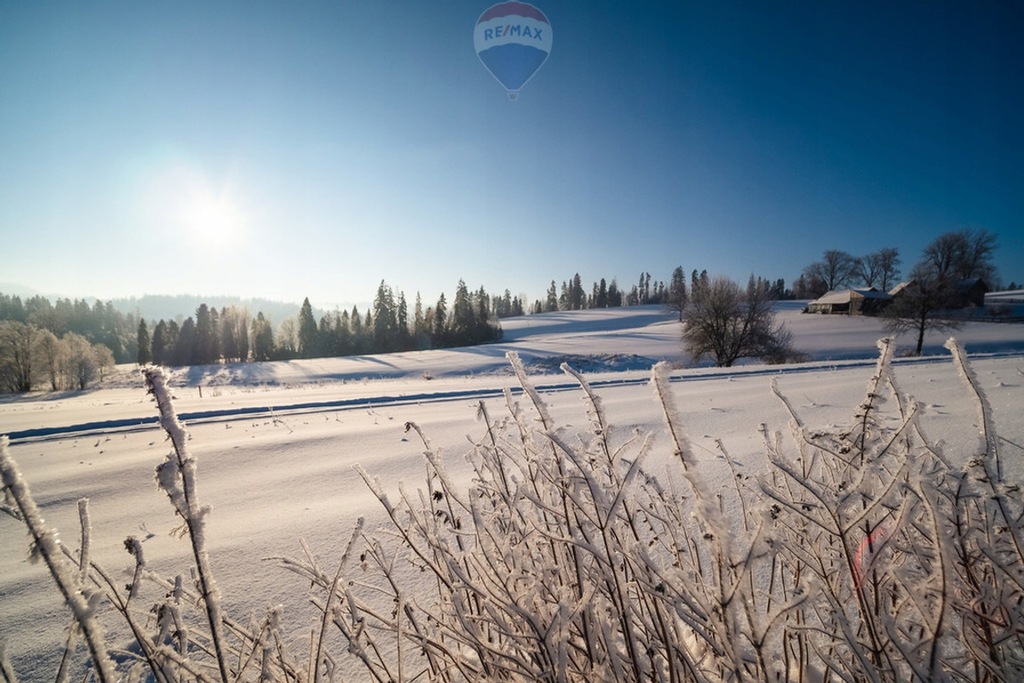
[
  {"left": 509, "top": 352, "right": 596, "bottom": 668},
  {"left": 0, "top": 436, "right": 117, "bottom": 683},
  {"left": 0, "top": 641, "right": 16, "bottom": 683},
  {"left": 3, "top": 341, "right": 1021, "bottom": 682},
  {"left": 64, "top": 545, "right": 173, "bottom": 683},
  {"left": 144, "top": 367, "right": 231, "bottom": 683}
]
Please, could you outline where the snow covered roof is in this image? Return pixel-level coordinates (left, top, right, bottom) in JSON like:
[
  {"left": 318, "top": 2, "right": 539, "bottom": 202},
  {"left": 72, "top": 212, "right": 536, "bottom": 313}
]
[
  {"left": 889, "top": 281, "right": 914, "bottom": 296},
  {"left": 812, "top": 288, "right": 890, "bottom": 305}
]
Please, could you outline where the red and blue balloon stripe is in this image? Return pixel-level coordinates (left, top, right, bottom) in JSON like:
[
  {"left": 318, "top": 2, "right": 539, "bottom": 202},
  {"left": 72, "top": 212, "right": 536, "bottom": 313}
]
[{"left": 474, "top": 2, "right": 552, "bottom": 100}]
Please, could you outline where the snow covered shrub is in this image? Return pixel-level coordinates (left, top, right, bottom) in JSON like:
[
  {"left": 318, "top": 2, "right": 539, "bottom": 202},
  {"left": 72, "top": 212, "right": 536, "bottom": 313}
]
[
  {"left": 1, "top": 343, "right": 1022, "bottom": 682},
  {"left": 295, "top": 343, "right": 1024, "bottom": 682},
  {"left": 1, "top": 369, "right": 305, "bottom": 682}
]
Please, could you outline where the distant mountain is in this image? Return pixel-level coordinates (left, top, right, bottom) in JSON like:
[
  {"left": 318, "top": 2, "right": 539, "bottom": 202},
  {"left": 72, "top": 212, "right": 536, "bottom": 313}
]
[
  {"left": 0, "top": 285, "right": 363, "bottom": 325},
  {"left": 109, "top": 294, "right": 306, "bottom": 324},
  {"left": 0, "top": 282, "right": 49, "bottom": 298}
]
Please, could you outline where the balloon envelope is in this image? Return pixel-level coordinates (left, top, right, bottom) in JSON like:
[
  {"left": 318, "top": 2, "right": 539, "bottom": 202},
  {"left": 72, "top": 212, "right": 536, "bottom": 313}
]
[{"left": 474, "top": 2, "right": 552, "bottom": 99}]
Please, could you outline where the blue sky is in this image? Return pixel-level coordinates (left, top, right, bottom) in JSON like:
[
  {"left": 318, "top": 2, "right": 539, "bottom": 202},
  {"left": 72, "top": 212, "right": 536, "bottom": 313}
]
[{"left": 1, "top": 1, "right": 1021, "bottom": 308}]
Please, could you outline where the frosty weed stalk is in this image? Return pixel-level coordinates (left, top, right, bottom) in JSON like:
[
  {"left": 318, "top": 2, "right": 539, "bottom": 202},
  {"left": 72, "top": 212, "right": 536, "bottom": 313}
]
[{"left": 2, "top": 344, "right": 1023, "bottom": 682}]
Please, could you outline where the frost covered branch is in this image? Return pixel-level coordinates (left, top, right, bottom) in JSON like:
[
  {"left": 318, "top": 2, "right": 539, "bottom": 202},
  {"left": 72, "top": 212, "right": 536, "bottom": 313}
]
[{"left": 2, "top": 343, "right": 1021, "bottom": 681}]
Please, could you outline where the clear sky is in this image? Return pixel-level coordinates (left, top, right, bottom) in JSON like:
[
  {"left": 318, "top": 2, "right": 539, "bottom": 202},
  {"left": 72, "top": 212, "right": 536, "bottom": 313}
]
[{"left": 1, "top": 1, "right": 1021, "bottom": 308}]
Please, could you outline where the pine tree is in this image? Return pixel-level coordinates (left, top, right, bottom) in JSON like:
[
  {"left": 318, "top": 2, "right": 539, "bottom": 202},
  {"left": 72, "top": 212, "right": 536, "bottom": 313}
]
[
  {"left": 573, "top": 273, "right": 586, "bottom": 310},
  {"left": 137, "top": 319, "right": 152, "bottom": 365},
  {"left": 413, "top": 293, "right": 429, "bottom": 349},
  {"left": 350, "top": 306, "right": 364, "bottom": 354},
  {"left": 251, "top": 312, "right": 274, "bottom": 362},
  {"left": 195, "top": 304, "right": 215, "bottom": 365},
  {"left": 608, "top": 279, "right": 622, "bottom": 307},
  {"left": 397, "top": 291, "right": 410, "bottom": 351},
  {"left": 334, "top": 310, "right": 352, "bottom": 356},
  {"left": 209, "top": 307, "right": 220, "bottom": 362},
  {"left": 450, "top": 281, "right": 475, "bottom": 345},
  {"left": 432, "top": 293, "right": 447, "bottom": 346},
  {"left": 373, "top": 281, "right": 398, "bottom": 353},
  {"left": 236, "top": 313, "right": 249, "bottom": 362},
  {"left": 668, "top": 266, "right": 688, "bottom": 321},
  {"left": 297, "top": 298, "right": 318, "bottom": 358},
  {"left": 176, "top": 317, "right": 198, "bottom": 366},
  {"left": 545, "top": 281, "right": 558, "bottom": 312},
  {"left": 596, "top": 278, "right": 609, "bottom": 308}
]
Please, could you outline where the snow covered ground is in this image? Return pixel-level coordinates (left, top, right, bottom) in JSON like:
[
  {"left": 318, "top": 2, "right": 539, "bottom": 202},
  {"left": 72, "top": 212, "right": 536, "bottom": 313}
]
[{"left": 2, "top": 305, "right": 1024, "bottom": 679}]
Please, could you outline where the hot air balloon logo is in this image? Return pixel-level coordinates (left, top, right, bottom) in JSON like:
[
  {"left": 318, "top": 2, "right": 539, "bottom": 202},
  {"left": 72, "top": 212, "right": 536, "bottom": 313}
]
[{"left": 474, "top": 2, "right": 552, "bottom": 100}]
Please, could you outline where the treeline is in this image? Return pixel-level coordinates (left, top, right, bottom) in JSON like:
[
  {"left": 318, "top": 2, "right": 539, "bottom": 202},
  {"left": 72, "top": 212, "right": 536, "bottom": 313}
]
[
  {"left": 139, "top": 279, "right": 505, "bottom": 367},
  {"left": 530, "top": 270, "right": 790, "bottom": 314},
  {"left": 2, "top": 267, "right": 799, "bottom": 391},
  {"left": 0, "top": 321, "right": 116, "bottom": 393},
  {"left": 0, "top": 293, "right": 139, "bottom": 364}
]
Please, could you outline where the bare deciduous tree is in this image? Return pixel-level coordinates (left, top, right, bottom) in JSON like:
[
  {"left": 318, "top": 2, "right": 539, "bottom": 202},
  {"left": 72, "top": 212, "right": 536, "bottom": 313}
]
[
  {"left": 803, "top": 249, "right": 859, "bottom": 296},
  {"left": 881, "top": 229, "right": 997, "bottom": 355},
  {"left": 921, "top": 227, "right": 998, "bottom": 285},
  {"left": 682, "top": 275, "right": 797, "bottom": 367},
  {"left": 855, "top": 247, "right": 901, "bottom": 290},
  {"left": 881, "top": 265, "right": 963, "bottom": 355},
  {"left": 0, "top": 321, "right": 40, "bottom": 392}
]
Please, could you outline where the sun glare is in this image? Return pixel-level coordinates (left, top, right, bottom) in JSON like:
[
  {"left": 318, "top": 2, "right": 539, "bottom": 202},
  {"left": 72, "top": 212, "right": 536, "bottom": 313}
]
[
  {"left": 132, "top": 152, "right": 250, "bottom": 250},
  {"left": 184, "top": 192, "right": 245, "bottom": 247}
]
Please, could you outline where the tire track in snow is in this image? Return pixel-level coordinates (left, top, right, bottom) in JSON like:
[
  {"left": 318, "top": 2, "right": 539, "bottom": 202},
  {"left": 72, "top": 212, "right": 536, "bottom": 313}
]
[{"left": 6, "top": 351, "right": 1021, "bottom": 444}]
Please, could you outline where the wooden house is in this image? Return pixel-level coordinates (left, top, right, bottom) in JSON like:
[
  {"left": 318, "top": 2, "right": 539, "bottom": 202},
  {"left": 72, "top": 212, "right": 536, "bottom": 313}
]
[{"left": 807, "top": 288, "right": 891, "bottom": 315}]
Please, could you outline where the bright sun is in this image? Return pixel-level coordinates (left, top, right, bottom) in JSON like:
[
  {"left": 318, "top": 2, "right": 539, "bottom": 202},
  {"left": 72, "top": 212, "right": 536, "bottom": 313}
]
[
  {"left": 178, "top": 177, "right": 249, "bottom": 249},
  {"left": 185, "top": 193, "right": 244, "bottom": 246},
  {"left": 133, "top": 153, "right": 250, "bottom": 250}
]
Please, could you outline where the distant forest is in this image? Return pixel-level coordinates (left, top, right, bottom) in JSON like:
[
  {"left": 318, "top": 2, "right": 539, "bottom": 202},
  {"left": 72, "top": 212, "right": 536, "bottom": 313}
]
[{"left": 0, "top": 268, "right": 788, "bottom": 383}]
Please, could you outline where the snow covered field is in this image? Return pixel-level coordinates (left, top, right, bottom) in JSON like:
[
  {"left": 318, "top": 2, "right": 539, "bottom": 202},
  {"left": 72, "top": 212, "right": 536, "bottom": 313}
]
[{"left": 2, "top": 305, "right": 1024, "bottom": 679}]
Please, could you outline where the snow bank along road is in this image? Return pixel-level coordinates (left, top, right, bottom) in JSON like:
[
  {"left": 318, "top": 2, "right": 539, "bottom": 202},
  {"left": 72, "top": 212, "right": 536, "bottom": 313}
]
[{"left": 7, "top": 350, "right": 1022, "bottom": 445}]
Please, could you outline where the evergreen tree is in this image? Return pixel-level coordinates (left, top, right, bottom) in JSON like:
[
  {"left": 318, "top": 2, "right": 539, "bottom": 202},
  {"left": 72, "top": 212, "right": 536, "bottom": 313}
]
[
  {"left": 164, "top": 320, "right": 180, "bottom": 365},
  {"left": 334, "top": 310, "right": 352, "bottom": 356},
  {"left": 596, "top": 278, "right": 609, "bottom": 308},
  {"left": 607, "top": 279, "right": 622, "bottom": 307},
  {"left": 397, "top": 291, "right": 410, "bottom": 350},
  {"left": 476, "top": 286, "right": 495, "bottom": 343},
  {"left": 413, "top": 293, "right": 426, "bottom": 339},
  {"left": 195, "top": 304, "right": 216, "bottom": 364},
  {"left": 691, "top": 269, "right": 709, "bottom": 296},
  {"left": 668, "top": 266, "right": 688, "bottom": 321},
  {"left": 432, "top": 293, "right": 447, "bottom": 346},
  {"left": 236, "top": 312, "right": 249, "bottom": 362},
  {"left": 545, "top": 281, "right": 558, "bottom": 312},
  {"left": 317, "top": 316, "right": 336, "bottom": 357},
  {"left": 218, "top": 306, "right": 249, "bottom": 363},
  {"left": 452, "top": 280, "right": 475, "bottom": 343},
  {"left": 373, "top": 281, "right": 398, "bottom": 353},
  {"left": 137, "top": 319, "right": 152, "bottom": 365},
  {"left": 175, "top": 317, "right": 198, "bottom": 366},
  {"left": 209, "top": 307, "right": 220, "bottom": 361},
  {"left": 350, "top": 306, "right": 365, "bottom": 353},
  {"left": 221, "top": 312, "right": 237, "bottom": 362},
  {"left": 570, "top": 273, "right": 585, "bottom": 310},
  {"left": 476, "top": 286, "right": 490, "bottom": 326},
  {"left": 251, "top": 312, "right": 274, "bottom": 361},
  {"left": 297, "top": 297, "right": 318, "bottom": 358}
]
